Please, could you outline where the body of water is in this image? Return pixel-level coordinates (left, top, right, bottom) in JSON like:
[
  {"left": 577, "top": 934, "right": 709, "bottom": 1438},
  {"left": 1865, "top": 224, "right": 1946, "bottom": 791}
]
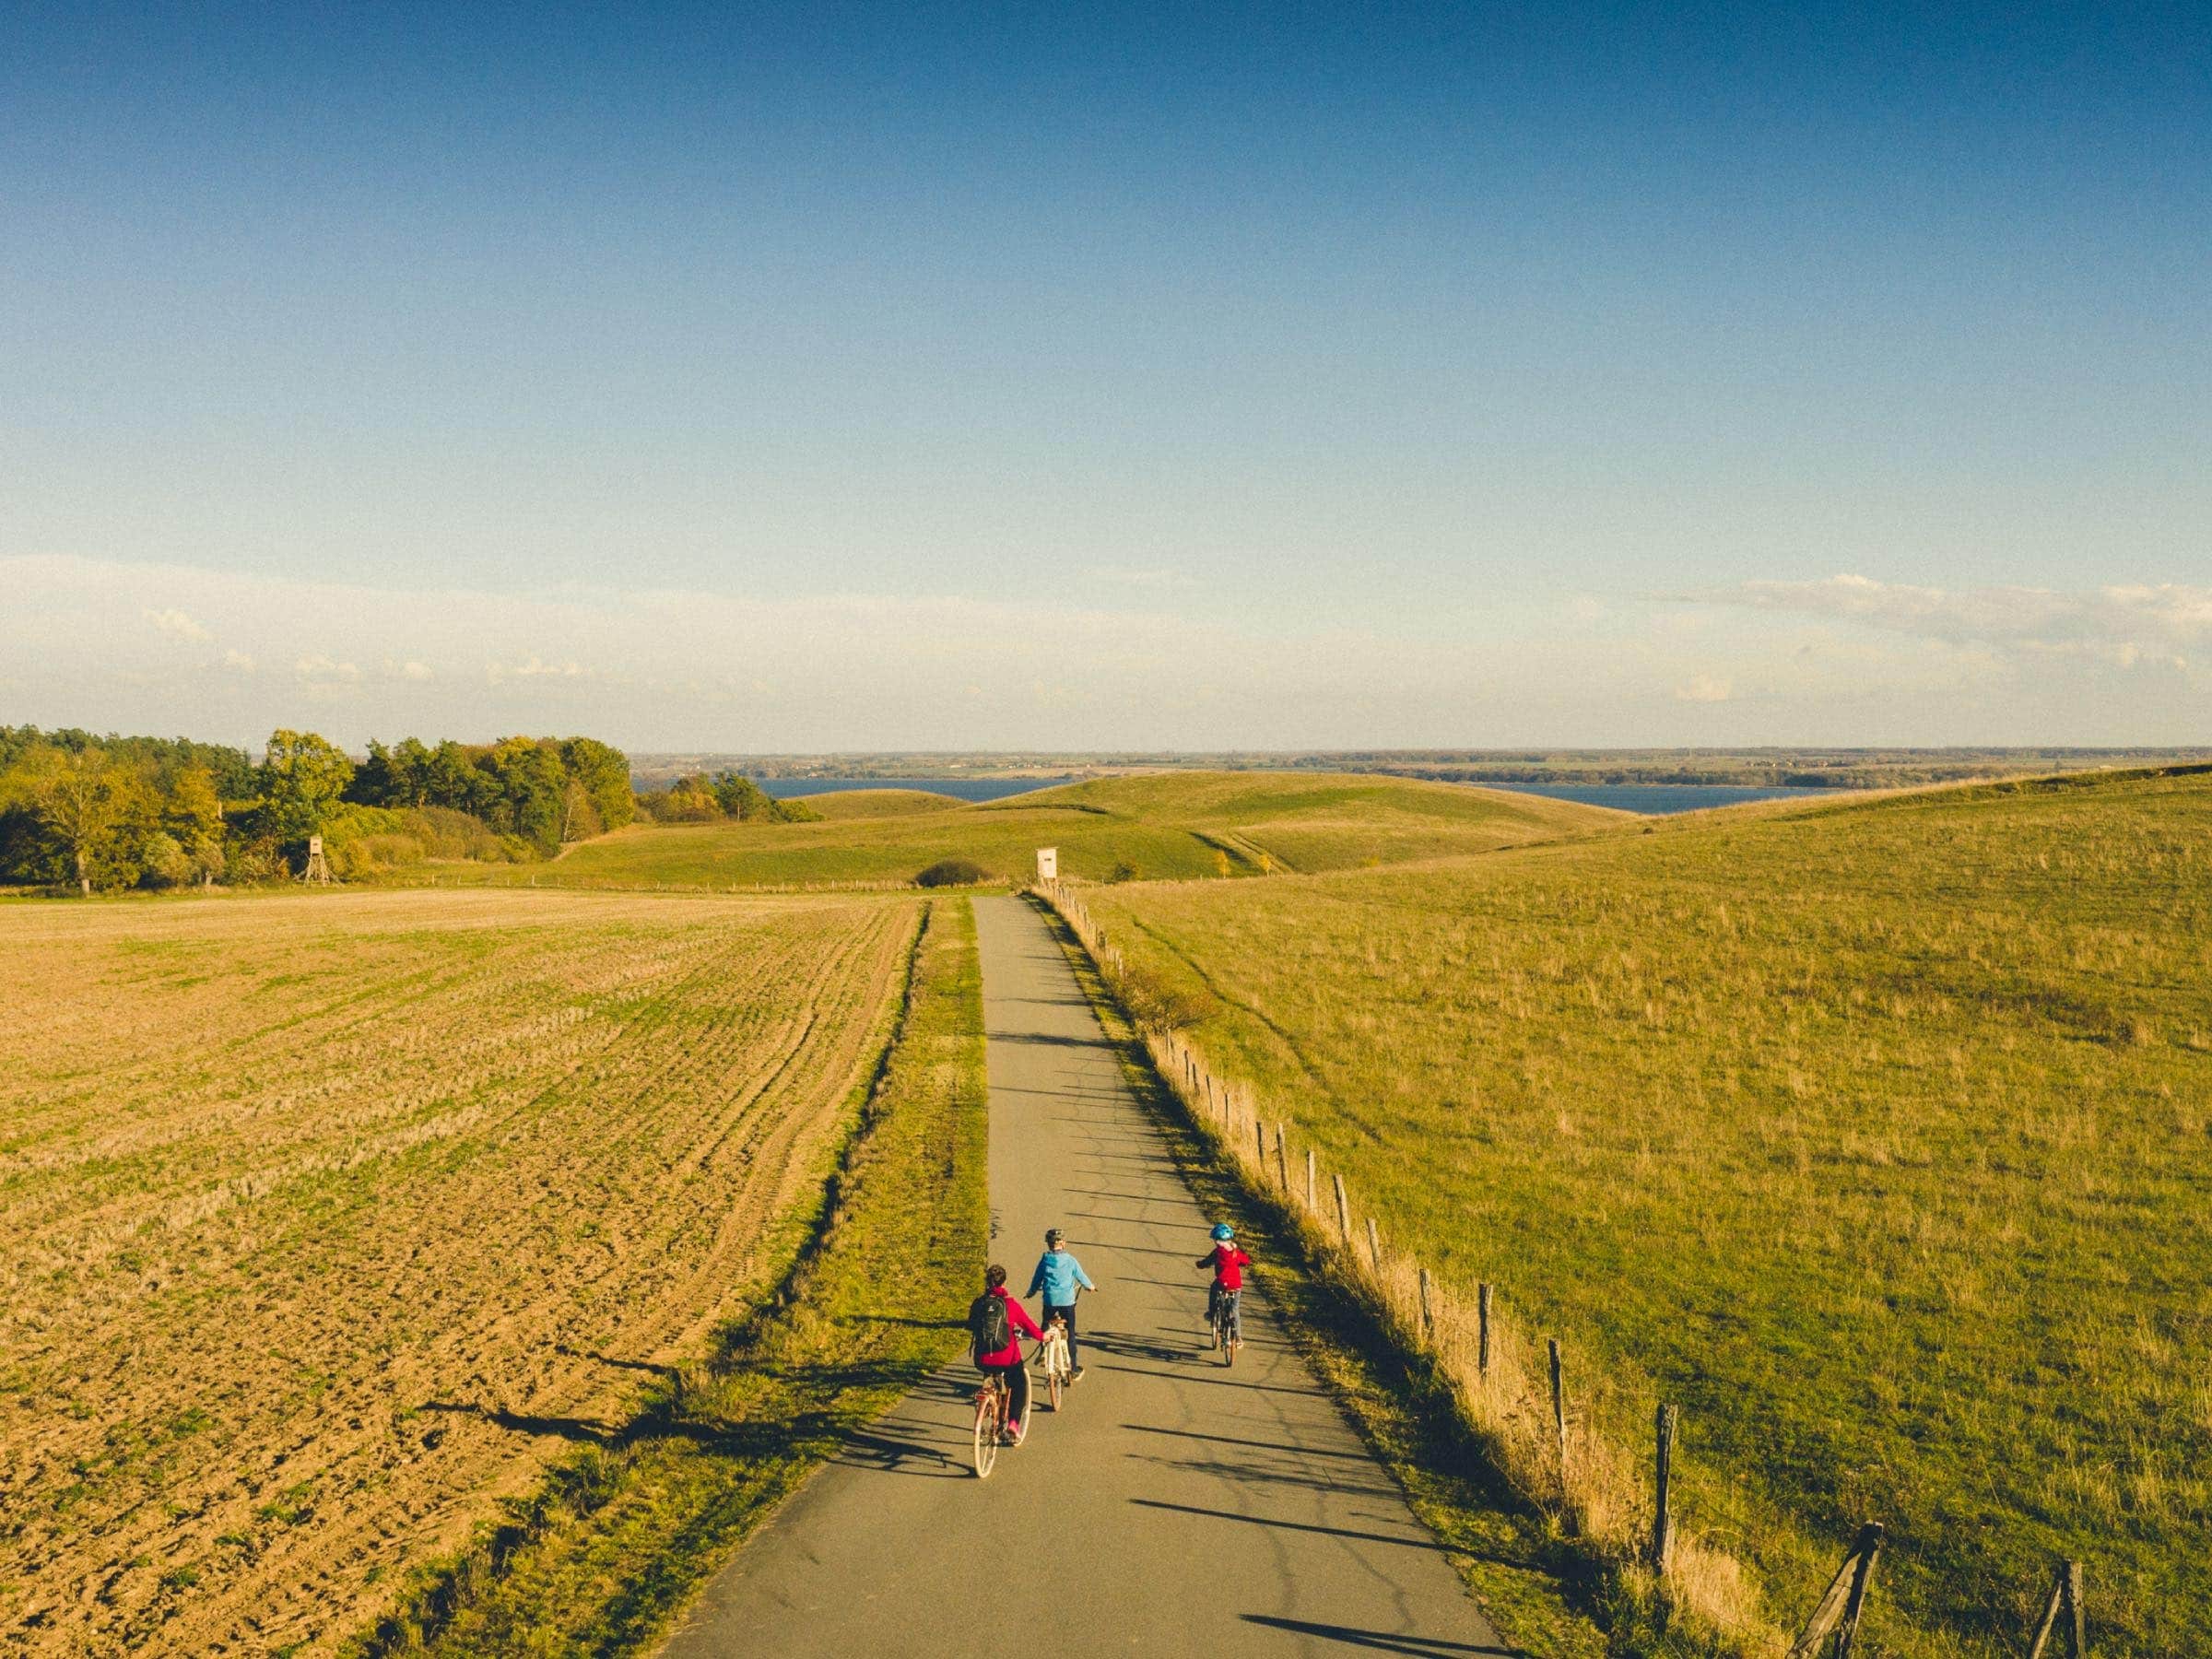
[
  {"left": 755, "top": 777, "right": 1064, "bottom": 804},
  {"left": 1486, "top": 782, "right": 1839, "bottom": 815},
  {"left": 752, "top": 774, "right": 1838, "bottom": 814}
]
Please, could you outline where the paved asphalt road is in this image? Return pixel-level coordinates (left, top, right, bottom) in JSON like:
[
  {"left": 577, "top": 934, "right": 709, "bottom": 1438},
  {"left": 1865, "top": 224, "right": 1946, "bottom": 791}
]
[{"left": 661, "top": 895, "right": 1508, "bottom": 1657}]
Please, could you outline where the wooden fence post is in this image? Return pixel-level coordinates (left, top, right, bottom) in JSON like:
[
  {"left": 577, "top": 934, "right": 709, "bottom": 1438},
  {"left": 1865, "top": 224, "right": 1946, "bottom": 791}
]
[
  {"left": 1418, "top": 1266, "right": 1434, "bottom": 1344},
  {"left": 1477, "top": 1283, "right": 1493, "bottom": 1376},
  {"left": 1785, "top": 1524, "right": 1887, "bottom": 1659},
  {"left": 1275, "top": 1124, "right": 1289, "bottom": 1191},
  {"left": 2025, "top": 1559, "right": 2086, "bottom": 1659},
  {"left": 1547, "top": 1337, "right": 1568, "bottom": 1488},
  {"left": 1651, "top": 1403, "right": 1677, "bottom": 1570},
  {"left": 1306, "top": 1147, "right": 1316, "bottom": 1210},
  {"left": 1832, "top": 1522, "right": 1884, "bottom": 1659},
  {"left": 1365, "top": 1216, "right": 1382, "bottom": 1272},
  {"left": 1253, "top": 1117, "right": 1267, "bottom": 1168},
  {"left": 1332, "top": 1172, "right": 1352, "bottom": 1247}
]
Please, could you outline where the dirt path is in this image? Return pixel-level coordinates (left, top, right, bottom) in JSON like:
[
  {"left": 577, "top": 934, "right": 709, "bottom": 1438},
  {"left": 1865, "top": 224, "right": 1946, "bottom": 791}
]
[{"left": 661, "top": 894, "right": 1508, "bottom": 1657}]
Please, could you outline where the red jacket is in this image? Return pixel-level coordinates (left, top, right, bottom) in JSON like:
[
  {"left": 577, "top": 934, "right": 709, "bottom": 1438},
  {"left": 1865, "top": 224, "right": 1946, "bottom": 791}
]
[
  {"left": 1198, "top": 1244, "right": 1252, "bottom": 1291},
  {"left": 974, "top": 1284, "right": 1043, "bottom": 1367}
]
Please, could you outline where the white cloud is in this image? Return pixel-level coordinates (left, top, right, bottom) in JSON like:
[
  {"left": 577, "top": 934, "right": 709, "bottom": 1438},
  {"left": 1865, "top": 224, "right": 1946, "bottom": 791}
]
[
  {"left": 144, "top": 606, "right": 211, "bottom": 641},
  {"left": 1691, "top": 573, "right": 2212, "bottom": 668},
  {"left": 5, "top": 553, "right": 2208, "bottom": 748},
  {"left": 488, "top": 655, "right": 587, "bottom": 684}
]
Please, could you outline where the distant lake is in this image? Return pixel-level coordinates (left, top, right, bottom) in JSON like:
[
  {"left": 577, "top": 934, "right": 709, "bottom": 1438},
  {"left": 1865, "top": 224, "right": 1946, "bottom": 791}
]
[
  {"left": 1486, "top": 782, "right": 1840, "bottom": 815},
  {"left": 752, "top": 774, "right": 1841, "bottom": 814},
  {"left": 755, "top": 777, "right": 1065, "bottom": 804}
]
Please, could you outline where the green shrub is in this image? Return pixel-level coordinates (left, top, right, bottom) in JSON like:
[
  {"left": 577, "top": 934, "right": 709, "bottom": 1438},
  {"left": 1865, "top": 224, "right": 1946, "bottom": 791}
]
[
  {"left": 321, "top": 804, "right": 528, "bottom": 877},
  {"left": 914, "top": 858, "right": 988, "bottom": 888}
]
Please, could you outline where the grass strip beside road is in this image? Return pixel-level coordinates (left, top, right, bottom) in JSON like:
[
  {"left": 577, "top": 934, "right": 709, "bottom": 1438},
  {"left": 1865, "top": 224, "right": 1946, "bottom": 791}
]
[{"left": 349, "top": 897, "right": 989, "bottom": 1658}]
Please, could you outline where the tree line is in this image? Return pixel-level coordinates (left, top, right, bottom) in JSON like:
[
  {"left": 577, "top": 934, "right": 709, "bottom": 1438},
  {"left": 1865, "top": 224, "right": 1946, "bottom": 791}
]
[
  {"left": 0, "top": 726, "right": 830, "bottom": 894},
  {"left": 0, "top": 727, "right": 638, "bottom": 894}
]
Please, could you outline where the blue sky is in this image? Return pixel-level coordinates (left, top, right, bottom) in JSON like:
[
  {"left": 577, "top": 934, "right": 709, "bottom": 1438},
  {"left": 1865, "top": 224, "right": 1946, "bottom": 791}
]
[{"left": 3, "top": 3, "right": 2207, "bottom": 748}]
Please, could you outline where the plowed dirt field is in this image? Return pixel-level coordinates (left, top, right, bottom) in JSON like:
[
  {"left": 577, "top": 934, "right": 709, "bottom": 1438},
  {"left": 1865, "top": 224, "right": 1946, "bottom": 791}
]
[{"left": 0, "top": 888, "right": 922, "bottom": 1656}]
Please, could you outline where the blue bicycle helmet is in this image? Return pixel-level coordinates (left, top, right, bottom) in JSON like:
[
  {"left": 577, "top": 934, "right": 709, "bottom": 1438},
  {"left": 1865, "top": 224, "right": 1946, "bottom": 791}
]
[{"left": 1210, "top": 1223, "right": 1234, "bottom": 1241}]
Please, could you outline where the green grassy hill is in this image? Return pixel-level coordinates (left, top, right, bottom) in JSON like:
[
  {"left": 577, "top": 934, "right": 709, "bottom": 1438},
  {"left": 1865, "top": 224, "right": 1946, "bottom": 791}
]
[
  {"left": 998, "top": 770, "right": 1623, "bottom": 873},
  {"left": 800, "top": 788, "right": 970, "bottom": 819},
  {"left": 1081, "top": 766, "right": 2212, "bottom": 1656},
  {"left": 438, "top": 771, "right": 1618, "bottom": 890}
]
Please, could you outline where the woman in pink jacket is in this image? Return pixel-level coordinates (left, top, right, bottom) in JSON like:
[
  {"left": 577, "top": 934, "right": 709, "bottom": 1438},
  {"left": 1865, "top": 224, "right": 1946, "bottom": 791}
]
[{"left": 971, "top": 1264, "right": 1045, "bottom": 1439}]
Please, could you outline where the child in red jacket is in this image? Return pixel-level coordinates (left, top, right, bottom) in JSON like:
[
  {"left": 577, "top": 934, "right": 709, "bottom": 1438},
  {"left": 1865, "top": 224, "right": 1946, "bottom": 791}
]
[{"left": 1197, "top": 1223, "right": 1252, "bottom": 1347}]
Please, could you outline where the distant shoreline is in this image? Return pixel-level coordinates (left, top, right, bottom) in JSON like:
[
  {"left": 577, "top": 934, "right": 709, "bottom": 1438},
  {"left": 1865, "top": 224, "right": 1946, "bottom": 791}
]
[{"left": 629, "top": 747, "right": 2212, "bottom": 794}]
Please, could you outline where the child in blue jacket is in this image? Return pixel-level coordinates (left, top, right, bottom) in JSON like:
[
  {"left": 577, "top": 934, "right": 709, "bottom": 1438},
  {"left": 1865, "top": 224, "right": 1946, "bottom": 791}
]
[{"left": 1026, "top": 1228, "right": 1097, "bottom": 1380}]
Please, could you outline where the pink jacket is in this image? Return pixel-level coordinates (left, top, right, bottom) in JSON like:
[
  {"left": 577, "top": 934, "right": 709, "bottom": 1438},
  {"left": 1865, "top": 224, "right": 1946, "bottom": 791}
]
[{"left": 975, "top": 1285, "right": 1043, "bottom": 1368}]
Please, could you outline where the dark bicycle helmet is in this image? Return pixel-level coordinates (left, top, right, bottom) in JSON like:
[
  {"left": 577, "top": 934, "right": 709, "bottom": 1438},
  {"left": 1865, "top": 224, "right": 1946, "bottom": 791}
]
[{"left": 1044, "top": 1228, "right": 1065, "bottom": 1248}]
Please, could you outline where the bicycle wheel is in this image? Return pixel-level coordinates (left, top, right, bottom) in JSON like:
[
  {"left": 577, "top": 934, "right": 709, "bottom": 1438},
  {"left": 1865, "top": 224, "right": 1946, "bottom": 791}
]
[
  {"left": 1047, "top": 1360, "right": 1065, "bottom": 1412},
  {"left": 1011, "top": 1378, "right": 1030, "bottom": 1446},
  {"left": 971, "top": 1387, "right": 999, "bottom": 1478}
]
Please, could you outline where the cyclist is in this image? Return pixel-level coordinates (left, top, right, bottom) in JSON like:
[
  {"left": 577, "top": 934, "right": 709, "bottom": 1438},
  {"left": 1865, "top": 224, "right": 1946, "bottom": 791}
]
[
  {"left": 970, "top": 1263, "right": 1044, "bottom": 1440},
  {"left": 1196, "top": 1223, "right": 1253, "bottom": 1348},
  {"left": 1025, "top": 1227, "right": 1096, "bottom": 1382}
]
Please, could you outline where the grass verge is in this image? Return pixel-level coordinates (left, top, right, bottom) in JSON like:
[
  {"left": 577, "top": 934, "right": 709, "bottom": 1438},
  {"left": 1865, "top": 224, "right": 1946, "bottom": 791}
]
[
  {"left": 1027, "top": 893, "right": 1704, "bottom": 1659},
  {"left": 346, "top": 897, "right": 989, "bottom": 1657}
]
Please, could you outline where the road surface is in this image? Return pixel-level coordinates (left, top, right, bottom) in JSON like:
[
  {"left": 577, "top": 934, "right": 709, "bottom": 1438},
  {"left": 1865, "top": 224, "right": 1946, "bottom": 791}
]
[{"left": 661, "top": 894, "right": 1508, "bottom": 1656}]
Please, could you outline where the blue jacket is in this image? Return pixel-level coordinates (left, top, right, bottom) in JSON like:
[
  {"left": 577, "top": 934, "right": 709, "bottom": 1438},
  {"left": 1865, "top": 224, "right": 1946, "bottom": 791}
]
[{"left": 1027, "top": 1248, "right": 1096, "bottom": 1306}]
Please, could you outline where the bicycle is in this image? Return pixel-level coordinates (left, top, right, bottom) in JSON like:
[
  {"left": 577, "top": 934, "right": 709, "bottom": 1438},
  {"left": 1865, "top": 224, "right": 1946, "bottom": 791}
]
[
  {"left": 1038, "top": 1313, "right": 1073, "bottom": 1411},
  {"left": 971, "top": 1353, "right": 1031, "bottom": 1478},
  {"left": 1210, "top": 1287, "right": 1242, "bottom": 1367}
]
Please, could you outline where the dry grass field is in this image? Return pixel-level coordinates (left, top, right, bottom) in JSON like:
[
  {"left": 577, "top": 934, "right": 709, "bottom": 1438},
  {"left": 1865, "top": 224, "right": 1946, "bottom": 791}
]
[
  {"left": 1082, "top": 769, "right": 2212, "bottom": 1655},
  {"left": 0, "top": 888, "right": 922, "bottom": 1656}
]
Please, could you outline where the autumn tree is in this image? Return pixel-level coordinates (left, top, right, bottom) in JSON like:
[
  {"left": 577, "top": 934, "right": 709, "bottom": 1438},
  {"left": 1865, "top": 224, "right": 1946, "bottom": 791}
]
[
  {"left": 258, "top": 729, "right": 355, "bottom": 850},
  {"left": 557, "top": 737, "right": 635, "bottom": 835},
  {"left": 5, "top": 745, "right": 141, "bottom": 895},
  {"left": 165, "top": 762, "right": 228, "bottom": 887}
]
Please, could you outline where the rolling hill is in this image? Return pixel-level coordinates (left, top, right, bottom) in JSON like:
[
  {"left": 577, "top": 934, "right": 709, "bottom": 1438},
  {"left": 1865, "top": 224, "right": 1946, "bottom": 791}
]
[
  {"left": 438, "top": 771, "right": 1621, "bottom": 890},
  {"left": 1078, "top": 765, "right": 2212, "bottom": 1656},
  {"left": 797, "top": 788, "right": 971, "bottom": 819}
]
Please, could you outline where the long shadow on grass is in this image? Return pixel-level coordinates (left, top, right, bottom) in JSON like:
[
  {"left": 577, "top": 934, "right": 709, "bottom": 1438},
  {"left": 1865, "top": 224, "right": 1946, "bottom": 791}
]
[{"left": 419, "top": 1352, "right": 956, "bottom": 1454}]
